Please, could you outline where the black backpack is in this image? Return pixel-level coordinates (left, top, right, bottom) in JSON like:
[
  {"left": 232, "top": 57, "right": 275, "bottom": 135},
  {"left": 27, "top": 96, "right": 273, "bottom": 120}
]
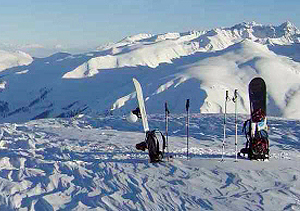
[
  {"left": 242, "top": 118, "right": 269, "bottom": 160},
  {"left": 136, "top": 130, "right": 166, "bottom": 163}
]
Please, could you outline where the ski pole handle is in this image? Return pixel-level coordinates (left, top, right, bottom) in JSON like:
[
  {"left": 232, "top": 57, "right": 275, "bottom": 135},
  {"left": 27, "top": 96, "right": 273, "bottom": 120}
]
[
  {"left": 233, "top": 89, "right": 237, "bottom": 102},
  {"left": 165, "top": 102, "right": 170, "bottom": 114},
  {"left": 186, "top": 99, "right": 190, "bottom": 112}
]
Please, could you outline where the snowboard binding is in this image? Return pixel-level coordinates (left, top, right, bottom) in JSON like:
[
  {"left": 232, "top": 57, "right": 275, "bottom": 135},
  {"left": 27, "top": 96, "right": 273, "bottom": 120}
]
[{"left": 240, "top": 109, "right": 269, "bottom": 160}]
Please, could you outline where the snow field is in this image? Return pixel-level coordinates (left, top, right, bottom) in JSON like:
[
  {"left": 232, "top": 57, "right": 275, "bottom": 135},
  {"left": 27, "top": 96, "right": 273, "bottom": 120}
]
[{"left": 0, "top": 114, "right": 299, "bottom": 210}]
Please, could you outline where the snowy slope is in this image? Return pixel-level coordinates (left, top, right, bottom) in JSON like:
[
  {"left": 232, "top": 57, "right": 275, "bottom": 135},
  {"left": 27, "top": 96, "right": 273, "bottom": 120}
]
[
  {"left": 0, "top": 114, "right": 299, "bottom": 210},
  {"left": 0, "top": 50, "right": 33, "bottom": 72},
  {"left": 0, "top": 21, "right": 300, "bottom": 123},
  {"left": 63, "top": 21, "right": 300, "bottom": 79}
]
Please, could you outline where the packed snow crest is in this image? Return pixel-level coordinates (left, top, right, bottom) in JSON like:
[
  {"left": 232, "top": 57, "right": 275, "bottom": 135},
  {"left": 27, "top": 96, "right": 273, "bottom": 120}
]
[{"left": 1, "top": 21, "right": 300, "bottom": 122}]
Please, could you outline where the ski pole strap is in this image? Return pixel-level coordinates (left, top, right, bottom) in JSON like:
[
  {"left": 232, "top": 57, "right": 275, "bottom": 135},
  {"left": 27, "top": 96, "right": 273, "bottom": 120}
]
[{"left": 242, "top": 119, "right": 250, "bottom": 133}]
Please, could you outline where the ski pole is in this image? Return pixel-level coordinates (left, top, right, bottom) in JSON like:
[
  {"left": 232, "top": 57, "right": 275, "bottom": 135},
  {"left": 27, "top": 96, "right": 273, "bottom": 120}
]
[
  {"left": 233, "top": 89, "right": 238, "bottom": 162},
  {"left": 165, "top": 102, "right": 170, "bottom": 161},
  {"left": 222, "top": 90, "right": 229, "bottom": 161},
  {"left": 186, "top": 99, "right": 190, "bottom": 160}
]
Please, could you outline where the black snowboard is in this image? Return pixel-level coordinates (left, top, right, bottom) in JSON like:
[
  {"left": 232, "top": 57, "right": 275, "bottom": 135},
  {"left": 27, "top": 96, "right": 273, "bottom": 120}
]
[
  {"left": 249, "top": 77, "right": 267, "bottom": 122},
  {"left": 239, "top": 77, "right": 269, "bottom": 160}
]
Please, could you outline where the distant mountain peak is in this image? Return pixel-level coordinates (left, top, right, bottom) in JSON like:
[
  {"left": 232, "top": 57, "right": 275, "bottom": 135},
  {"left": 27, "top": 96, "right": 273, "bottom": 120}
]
[
  {"left": 278, "top": 21, "right": 299, "bottom": 34},
  {"left": 231, "top": 21, "right": 262, "bottom": 29},
  {"left": 119, "top": 33, "right": 153, "bottom": 43},
  {"left": 230, "top": 21, "right": 298, "bottom": 32},
  {"left": 280, "top": 20, "right": 295, "bottom": 28}
]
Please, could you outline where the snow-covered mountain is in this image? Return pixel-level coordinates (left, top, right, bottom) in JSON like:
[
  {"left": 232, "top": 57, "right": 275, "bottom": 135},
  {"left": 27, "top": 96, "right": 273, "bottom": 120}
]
[
  {"left": 1, "top": 21, "right": 300, "bottom": 123},
  {"left": 0, "top": 50, "right": 33, "bottom": 72},
  {"left": 0, "top": 42, "right": 91, "bottom": 58}
]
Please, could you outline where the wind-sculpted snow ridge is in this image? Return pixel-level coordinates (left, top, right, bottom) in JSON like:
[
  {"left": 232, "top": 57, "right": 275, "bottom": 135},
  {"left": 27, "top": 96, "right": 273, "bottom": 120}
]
[{"left": 0, "top": 114, "right": 299, "bottom": 210}]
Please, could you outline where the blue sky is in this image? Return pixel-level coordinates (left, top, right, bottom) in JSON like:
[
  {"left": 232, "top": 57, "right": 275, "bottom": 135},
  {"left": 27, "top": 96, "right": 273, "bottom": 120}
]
[{"left": 0, "top": 0, "right": 299, "bottom": 49}]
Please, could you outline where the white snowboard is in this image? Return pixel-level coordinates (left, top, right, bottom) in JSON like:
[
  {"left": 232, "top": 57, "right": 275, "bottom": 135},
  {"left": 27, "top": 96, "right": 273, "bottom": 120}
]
[{"left": 133, "top": 78, "right": 149, "bottom": 132}]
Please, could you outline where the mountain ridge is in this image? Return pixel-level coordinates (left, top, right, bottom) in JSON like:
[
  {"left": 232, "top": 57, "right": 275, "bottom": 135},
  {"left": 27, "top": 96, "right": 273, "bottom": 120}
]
[{"left": 0, "top": 21, "right": 300, "bottom": 122}]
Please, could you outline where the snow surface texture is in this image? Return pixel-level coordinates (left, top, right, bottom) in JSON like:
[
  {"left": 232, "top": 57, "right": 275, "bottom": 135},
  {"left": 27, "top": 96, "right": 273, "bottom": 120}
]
[
  {"left": 0, "top": 114, "right": 299, "bottom": 210},
  {"left": 1, "top": 21, "right": 300, "bottom": 123}
]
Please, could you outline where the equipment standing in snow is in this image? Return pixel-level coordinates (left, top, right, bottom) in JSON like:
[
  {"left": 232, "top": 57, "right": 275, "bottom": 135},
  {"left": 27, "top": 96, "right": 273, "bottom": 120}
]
[
  {"left": 133, "top": 78, "right": 166, "bottom": 163},
  {"left": 240, "top": 77, "right": 269, "bottom": 160},
  {"left": 186, "top": 99, "right": 190, "bottom": 160},
  {"left": 233, "top": 89, "right": 238, "bottom": 162},
  {"left": 165, "top": 102, "right": 170, "bottom": 161},
  {"left": 222, "top": 90, "right": 229, "bottom": 161}
]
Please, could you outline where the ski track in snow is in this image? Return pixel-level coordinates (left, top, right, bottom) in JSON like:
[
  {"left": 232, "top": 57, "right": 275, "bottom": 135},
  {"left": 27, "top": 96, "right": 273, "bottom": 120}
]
[{"left": 0, "top": 114, "right": 299, "bottom": 210}]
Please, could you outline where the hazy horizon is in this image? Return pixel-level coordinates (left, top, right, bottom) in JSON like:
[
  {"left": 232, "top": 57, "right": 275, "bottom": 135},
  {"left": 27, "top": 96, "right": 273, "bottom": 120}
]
[{"left": 1, "top": 0, "right": 299, "bottom": 52}]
